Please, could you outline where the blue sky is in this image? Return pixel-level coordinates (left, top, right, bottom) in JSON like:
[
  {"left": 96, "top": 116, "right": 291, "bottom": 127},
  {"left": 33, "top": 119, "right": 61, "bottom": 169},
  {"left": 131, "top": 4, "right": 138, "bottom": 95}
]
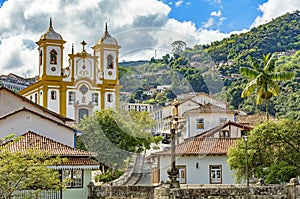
[
  {"left": 0, "top": 0, "right": 299, "bottom": 76},
  {"left": 165, "top": 0, "right": 269, "bottom": 32}
]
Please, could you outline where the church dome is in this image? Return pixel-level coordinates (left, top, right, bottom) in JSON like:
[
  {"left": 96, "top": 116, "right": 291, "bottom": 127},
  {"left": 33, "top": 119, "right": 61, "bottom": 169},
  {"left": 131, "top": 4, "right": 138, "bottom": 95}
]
[
  {"left": 40, "top": 18, "right": 63, "bottom": 40},
  {"left": 96, "top": 23, "right": 118, "bottom": 45}
]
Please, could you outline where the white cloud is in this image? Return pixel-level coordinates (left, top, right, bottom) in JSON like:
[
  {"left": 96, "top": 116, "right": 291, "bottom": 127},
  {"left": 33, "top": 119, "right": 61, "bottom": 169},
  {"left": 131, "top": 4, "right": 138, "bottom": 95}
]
[
  {"left": 210, "top": 10, "right": 222, "bottom": 17},
  {"left": 203, "top": 17, "right": 215, "bottom": 28},
  {"left": 175, "top": 0, "right": 184, "bottom": 7},
  {"left": 252, "top": 0, "right": 300, "bottom": 27}
]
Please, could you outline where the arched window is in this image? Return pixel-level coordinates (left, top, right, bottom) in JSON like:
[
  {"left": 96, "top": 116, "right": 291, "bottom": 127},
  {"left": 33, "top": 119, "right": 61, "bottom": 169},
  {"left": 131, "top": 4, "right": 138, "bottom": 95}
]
[
  {"left": 50, "top": 49, "right": 58, "bottom": 65},
  {"left": 107, "top": 55, "right": 114, "bottom": 69}
]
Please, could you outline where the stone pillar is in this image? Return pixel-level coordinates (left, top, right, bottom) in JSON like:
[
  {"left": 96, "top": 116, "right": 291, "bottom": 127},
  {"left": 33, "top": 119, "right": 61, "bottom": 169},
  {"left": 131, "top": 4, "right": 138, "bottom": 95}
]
[{"left": 288, "top": 178, "right": 299, "bottom": 199}]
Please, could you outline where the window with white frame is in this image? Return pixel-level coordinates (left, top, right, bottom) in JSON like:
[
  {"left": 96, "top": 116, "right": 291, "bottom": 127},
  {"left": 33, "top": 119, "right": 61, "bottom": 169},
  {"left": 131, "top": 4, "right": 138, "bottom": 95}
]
[
  {"left": 50, "top": 91, "right": 56, "bottom": 100},
  {"left": 62, "top": 169, "right": 83, "bottom": 188},
  {"left": 92, "top": 93, "right": 98, "bottom": 105},
  {"left": 196, "top": 118, "right": 204, "bottom": 129},
  {"left": 107, "top": 93, "right": 113, "bottom": 103},
  {"left": 210, "top": 165, "right": 222, "bottom": 184}
]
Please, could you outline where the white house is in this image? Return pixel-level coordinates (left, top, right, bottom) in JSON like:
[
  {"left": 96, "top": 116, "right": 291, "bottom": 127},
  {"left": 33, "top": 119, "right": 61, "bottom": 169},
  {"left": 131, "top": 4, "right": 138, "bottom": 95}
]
[
  {"left": 150, "top": 138, "right": 238, "bottom": 185},
  {"left": 0, "top": 107, "right": 77, "bottom": 147},
  {"left": 4, "top": 131, "right": 99, "bottom": 199},
  {"left": 149, "top": 121, "right": 252, "bottom": 185},
  {"left": 0, "top": 86, "right": 76, "bottom": 147},
  {"left": 152, "top": 93, "right": 238, "bottom": 143}
]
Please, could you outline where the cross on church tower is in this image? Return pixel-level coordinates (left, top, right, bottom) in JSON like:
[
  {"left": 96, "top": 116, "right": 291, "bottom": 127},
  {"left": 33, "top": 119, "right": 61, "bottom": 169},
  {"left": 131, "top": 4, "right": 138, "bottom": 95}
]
[{"left": 81, "top": 40, "right": 87, "bottom": 52}]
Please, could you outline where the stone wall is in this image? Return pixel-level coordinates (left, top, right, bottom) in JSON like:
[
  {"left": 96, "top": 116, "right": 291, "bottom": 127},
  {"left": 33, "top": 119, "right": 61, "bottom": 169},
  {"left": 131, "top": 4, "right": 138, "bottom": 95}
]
[
  {"left": 89, "top": 184, "right": 157, "bottom": 199},
  {"left": 88, "top": 181, "right": 300, "bottom": 199}
]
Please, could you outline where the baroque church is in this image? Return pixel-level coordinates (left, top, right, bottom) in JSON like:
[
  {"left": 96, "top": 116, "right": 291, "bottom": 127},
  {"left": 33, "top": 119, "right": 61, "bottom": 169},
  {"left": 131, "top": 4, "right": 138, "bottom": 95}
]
[{"left": 19, "top": 18, "right": 121, "bottom": 122}]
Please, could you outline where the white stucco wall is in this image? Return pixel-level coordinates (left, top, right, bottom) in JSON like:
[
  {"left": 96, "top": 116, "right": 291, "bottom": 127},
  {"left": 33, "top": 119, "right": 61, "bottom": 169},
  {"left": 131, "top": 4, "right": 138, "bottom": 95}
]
[
  {"left": 48, "top": 88, "right": 60, "bottom": 113},
  {"left": 0, "top": 89, "right": 65, "bottom": 124},
  {"left": 187, "top": 112, "right": 235, "bottom": 138},
  {"left": 159, "top": 155, "right": 235, "bottom": 184},
  {"left": 0, "top": 110, "right": 75, "bottom": 147}
]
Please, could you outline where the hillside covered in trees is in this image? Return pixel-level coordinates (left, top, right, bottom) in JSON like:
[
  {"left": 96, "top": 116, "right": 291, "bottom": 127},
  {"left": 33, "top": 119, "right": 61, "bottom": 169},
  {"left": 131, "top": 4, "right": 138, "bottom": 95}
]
[{"left": 119, "top": 11, "right": 300, "bottom": 120}]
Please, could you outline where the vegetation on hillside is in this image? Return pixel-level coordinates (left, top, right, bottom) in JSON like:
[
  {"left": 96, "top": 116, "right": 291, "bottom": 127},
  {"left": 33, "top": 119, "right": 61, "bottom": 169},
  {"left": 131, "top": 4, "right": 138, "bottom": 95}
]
[{"left": 118, "top": 11, "right": 300, "bottom": 119}]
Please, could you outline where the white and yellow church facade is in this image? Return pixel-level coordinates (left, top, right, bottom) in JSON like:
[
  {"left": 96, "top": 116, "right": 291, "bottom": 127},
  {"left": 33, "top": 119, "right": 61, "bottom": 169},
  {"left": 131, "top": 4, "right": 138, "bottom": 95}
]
[{"left": 19, "top": 19, "right": 121, "bottom": 122}]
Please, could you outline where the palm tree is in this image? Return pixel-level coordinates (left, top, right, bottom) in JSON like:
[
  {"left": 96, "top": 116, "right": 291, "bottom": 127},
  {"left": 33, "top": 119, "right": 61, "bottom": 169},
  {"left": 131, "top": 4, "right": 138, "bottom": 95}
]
[{"left": 240, "top": 53, "right": 294, "bottom": 120}]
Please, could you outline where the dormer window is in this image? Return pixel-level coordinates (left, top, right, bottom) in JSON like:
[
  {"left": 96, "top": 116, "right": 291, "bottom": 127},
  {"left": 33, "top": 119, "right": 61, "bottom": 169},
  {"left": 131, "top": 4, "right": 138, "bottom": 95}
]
[
  {"left": 107, "top": 55, "right": 113, "bottom": 69},
  {"left": 50, "top": 49, "right": 57, "bottom": 65}
]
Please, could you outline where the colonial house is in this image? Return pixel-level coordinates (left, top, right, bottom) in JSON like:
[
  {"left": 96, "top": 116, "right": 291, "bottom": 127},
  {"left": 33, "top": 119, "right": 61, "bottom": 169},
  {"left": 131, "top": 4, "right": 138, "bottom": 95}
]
[
  {"left": 149, "top": 121, "right": 252, "bottom": 185},
  {"left": 152, "top": 93, "right": 240, "bottom": 144},
  {"left": 19, "top": 19, "right": 121, "bottom": 123},
  {"left": 4, "top": 131, "right": 99, "bottom": 199},
  {"left": 0, "top": 86, "right": 76, "bottom": 147},
  {"left": 150, "top": 138, "right": 238, "bottom": 185}
]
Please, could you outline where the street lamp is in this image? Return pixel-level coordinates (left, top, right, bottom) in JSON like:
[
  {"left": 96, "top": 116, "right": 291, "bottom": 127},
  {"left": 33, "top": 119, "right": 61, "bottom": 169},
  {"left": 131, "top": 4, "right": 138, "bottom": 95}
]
[
  {"left": 243, "top": 135, "right": 249, "bottom": 187},
  {"left": 167, "top": 99, "right": 180, "bottom": 188}
]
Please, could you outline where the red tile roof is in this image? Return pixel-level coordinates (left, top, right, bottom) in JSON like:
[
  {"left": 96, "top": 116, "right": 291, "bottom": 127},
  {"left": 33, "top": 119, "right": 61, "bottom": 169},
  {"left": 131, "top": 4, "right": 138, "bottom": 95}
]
[
  {"left": 184, "top": 103, "right": 238, "bottom": 114},
  {"left": 236, "top": 113, "right": 279, "bottom": 126},
  {"left": 151, "top": 137, "right": 238, "bottom": 157},
  {"left": 3, "top": 131, "right": 93, "bottom": 157},
  {"left": 2, "top": 131, "right": 99, "bottom": 167}
]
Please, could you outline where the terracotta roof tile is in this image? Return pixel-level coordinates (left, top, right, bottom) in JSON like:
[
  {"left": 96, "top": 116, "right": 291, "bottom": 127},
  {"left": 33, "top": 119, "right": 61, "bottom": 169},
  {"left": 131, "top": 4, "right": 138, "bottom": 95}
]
[
  {"left": 151, "top": 138, "right": 238, "bottom": 156},
  {"left": 3, "top": 131, "right": 93, "bottom": 157},
  {"left": 236, "top": 113, "right": 279, "bottom": 126},
  {"left": 58, "top": 157, "right": 99, "bottom": 166}
]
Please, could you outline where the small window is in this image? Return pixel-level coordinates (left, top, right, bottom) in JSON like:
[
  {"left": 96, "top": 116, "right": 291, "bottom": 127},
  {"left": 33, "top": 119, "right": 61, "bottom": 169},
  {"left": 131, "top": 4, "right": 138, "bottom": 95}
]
[
  {"left": 50, "top": 49, "right": 57, "bottom": 65},
  {"left": 241, "top": 130, "right": 247, "bottom": 137},
  {"left": 219, "top": 118, "right": 227, "bottom": 124},
  {"left": 69, "top": 91, "right": 75, "bottom": 105},
  {"left": 62, "top": 170, "right": 83, "bottom": 188},
  {"left": 107, "top": 55, "right": 114, "bottom": 69},
  {"left": 107, "top": 94, "right": 113, "bottom": 103},
  {"left": 50, "top": 91, "right": 56, "bottom": 100},
  {"left": 219, "top": 130, "right": 230, "bottom": 138},
  {"left": 210, "top": 165, "right": 222, "bottom": 184},
  {"left": 34, "top": 93, "right": 38, "bottom": 103},
  {"left": 197, "top": 118, "right": 204, "bottom": 129},
  {"left": 92, "top": 93, "right": 98, "bottom": 105}
]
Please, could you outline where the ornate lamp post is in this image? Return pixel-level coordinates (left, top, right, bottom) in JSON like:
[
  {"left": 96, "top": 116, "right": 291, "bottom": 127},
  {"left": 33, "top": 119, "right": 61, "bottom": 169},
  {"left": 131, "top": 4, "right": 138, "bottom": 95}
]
[
  {"left": 243, "top": 135, "right": 249, "bottom": 187},
  {"left": 167, "top": 99, "right": 180, "bottom": 188}
]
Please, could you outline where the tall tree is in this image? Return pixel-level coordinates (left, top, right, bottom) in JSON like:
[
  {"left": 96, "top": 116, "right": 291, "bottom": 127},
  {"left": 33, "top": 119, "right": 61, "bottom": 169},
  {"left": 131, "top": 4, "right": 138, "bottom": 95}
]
[
  {"left": 228, "top": 119, "right": 300, "bottom": 184},
  {"left": 76, "top": 109, "right": 160, "bottom": 173},
  {"left": 240, "top": 53, "right": 294, "bottom": 119}
]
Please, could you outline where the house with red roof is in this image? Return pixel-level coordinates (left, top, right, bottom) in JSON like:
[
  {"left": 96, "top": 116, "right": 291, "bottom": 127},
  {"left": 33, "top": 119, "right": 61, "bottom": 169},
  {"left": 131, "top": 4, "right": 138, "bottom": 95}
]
[{"left": 3, "top": 131, "right": 99, "bottom": 199}]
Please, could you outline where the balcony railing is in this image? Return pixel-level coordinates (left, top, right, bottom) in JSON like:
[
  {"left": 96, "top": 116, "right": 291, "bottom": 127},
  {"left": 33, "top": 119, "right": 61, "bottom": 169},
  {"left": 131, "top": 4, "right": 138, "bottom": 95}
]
[{"left": 12, "top": 189, "right": 61, "bottom": 199}]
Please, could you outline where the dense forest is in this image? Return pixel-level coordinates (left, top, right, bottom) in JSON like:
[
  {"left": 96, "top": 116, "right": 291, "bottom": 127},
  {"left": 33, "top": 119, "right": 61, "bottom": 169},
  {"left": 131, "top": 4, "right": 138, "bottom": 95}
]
[{"left": 119, "top": 11, "right": 300, "bottom": 120}]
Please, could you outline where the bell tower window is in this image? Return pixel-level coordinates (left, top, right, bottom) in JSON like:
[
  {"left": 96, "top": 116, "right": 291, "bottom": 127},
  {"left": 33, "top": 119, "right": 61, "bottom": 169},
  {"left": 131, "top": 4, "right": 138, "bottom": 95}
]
[
  {"left": 107, "top": 55, "right": 114, "bottom": 69},
  {"left": 50, "top": 49, "right": 58, "bottom": 65}
]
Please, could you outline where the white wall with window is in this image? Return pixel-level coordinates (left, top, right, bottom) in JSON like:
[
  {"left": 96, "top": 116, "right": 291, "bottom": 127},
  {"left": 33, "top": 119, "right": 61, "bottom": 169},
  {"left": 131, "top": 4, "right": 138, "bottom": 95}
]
[
  {"left": 186, "top": 112, "right": 234, "bottom": 138},
  {"left": 158, "top": 155, "right": 235, "bottom": 184},
  {"left": 48, "top": 88, "right": 60, "bottom": 113},
  {"left": 61, "top": 169, "right": 93, "bottom": 199}
]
